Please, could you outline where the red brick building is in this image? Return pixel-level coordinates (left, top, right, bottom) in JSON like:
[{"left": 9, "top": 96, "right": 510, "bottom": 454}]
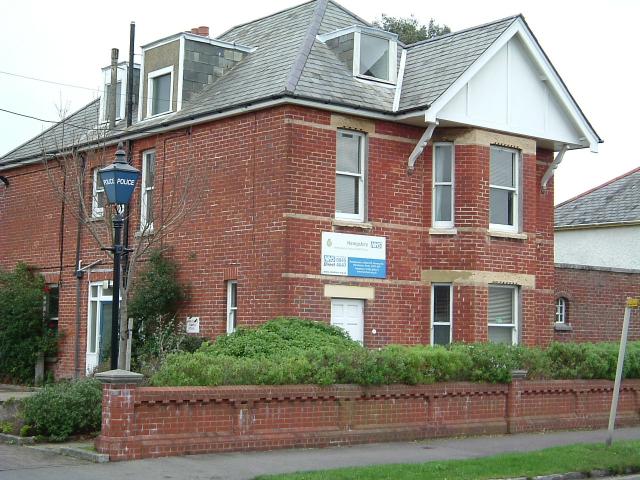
[
  {"left": 554, "top": 168, "right": 640, "bottom": 342},
  {"left": 0, "top": 0, "right": 601, "bottom": 378}
]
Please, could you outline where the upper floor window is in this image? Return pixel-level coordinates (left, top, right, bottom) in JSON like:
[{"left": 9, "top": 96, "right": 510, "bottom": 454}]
[
  {"left": 335, "top": 130, "right": 366, "bottom": 222},
  {"left": 555, "top": 297, "right": 567, "bottom": 324},
  {"left": 147, "top": 66, "right": 173, "bottom": 117},
  {"left": 433, "top": 143, "right": 454, "bottom": 228},
  {"left": 140, "top": 150, "right": 156, "bottom": 231},
  {"left": 489, "top": 147, "right": 520, "bottom": 232},
  {"left": 92, "top": 168, "right": 105, "bottom": 218}
]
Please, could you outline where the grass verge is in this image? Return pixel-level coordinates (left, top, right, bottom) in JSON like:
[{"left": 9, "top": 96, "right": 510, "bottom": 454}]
[{"left": 254, "top": 440, "right": 640, "bottom": 480}]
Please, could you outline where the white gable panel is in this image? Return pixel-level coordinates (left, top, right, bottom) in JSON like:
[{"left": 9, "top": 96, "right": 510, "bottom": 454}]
[
  {"left": 437, "top": 35, "right": 584, "bottom": 147},
  {"left": 509, "top": 37, "right": 546, "bottom": 132},
  {"left": 468, "top": 44, "right": 508, "bottom": 124}
]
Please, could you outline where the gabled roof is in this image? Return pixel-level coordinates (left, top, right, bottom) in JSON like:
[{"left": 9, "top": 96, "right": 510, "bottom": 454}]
[
  {"left": 555, "top": 167, "right": 640, "bottom": 228},
  {"left": 1, "top": 0, "right": 599, "bottom": 168}
]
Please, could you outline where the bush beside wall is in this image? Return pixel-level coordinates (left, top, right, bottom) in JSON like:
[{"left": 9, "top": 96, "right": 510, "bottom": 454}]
[{"left": 151, "top": 318, "right": 640, "bottom": 387}]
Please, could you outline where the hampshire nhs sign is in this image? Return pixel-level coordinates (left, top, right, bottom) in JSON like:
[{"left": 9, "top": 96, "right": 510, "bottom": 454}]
[{"left": 321, "top": 232, "right": 386, "bottom": 279}]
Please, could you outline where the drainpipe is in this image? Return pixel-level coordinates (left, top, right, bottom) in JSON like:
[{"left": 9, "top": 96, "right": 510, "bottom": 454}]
[
  {"left": 73, "top": 153, "right": 87, "bottom": 378},
  {"left": 407, "top": 121, "right": 437, "bottom": 175},
  {"left": 541, "top": 144, "right": 568, "bottom": 193}
]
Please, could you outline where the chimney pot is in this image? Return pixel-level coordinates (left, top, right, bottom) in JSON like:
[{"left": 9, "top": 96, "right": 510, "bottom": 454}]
[{"left": 190, "top": 26, "right": 209, "bottom": 37}]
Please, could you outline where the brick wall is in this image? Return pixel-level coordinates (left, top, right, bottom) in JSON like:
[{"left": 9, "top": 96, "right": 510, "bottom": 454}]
[
  {"left": 554, "top": 264, "right": 640, "bottom": 342},
  {"left": 95, "top": 379, "right": 640, "bottom": 461},
  {"left": 0, "top": 104, "right": 558, "bottom": 378}
]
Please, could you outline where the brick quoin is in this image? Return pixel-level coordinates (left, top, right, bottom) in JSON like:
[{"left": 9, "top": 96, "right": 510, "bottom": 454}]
[
  {"left": 95, "top": 379, "right": 640, "bottom": 461},
  {"left": 554, "top": 265, "right": 640, "bottom": 342},
  {"left": 0, "top": 105, "right": 560, "bottom": 378}
]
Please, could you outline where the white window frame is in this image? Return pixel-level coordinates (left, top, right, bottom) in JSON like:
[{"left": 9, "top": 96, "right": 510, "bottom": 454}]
[
  {"left": 92, "top": 168, "right": 105, "bottom": 218},
  {"left": 555, "top": 297, "right": 567, "bottom": 324},
  {"left": 353, "top": 29, "right": 398, "bottom": 84},
  {"left": 146, "top": 66, "right": 174, "bottom": 118},
  {"left": 488, "top": 285, "right": 519, "bottom": 345},
  {"left": 432, "top": 143, "right": 455, "bottom": 229},
  {"left": 335, "top": 130, "right": 366, "bottom": 223},
  {"left": 431, "top": 283, "right": 453, "bottom": 346},
  {"left": 489, "top": 146, "right": 520, "bottom": 233},
  {"left": 226, "top": 280, "right": 237, "bottom": 334},
  {"left": 103, "top": 80, "right": 123, "bottom": 122},
  {"left": 140, "top": 150, "right": 155, "bottom": 231}
]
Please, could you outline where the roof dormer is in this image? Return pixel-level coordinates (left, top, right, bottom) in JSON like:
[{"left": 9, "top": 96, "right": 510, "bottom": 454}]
[
  {"left": 319, "top": 26, "right": 398, "bottom": 84},
  {"left": 138, "top": 28, "right": 254, "bottom": 121},
  {"left": 99, "top": 62, "right": 140, "bottom": 124}
]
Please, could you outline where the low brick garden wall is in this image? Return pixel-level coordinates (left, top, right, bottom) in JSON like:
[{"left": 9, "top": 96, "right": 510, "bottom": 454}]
[{"left": 95, "top": 375, "right": 640, "bottom": 461}]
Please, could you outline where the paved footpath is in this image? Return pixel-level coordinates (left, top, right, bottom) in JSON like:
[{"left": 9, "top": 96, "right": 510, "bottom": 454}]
[{"left": 1, "top": 427, "right": 639, "bottom": 480}]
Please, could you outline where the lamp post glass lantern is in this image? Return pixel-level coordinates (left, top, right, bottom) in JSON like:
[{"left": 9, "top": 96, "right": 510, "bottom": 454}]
[{"left": 99, "top": 142, "right": 140, "bottom": 370}]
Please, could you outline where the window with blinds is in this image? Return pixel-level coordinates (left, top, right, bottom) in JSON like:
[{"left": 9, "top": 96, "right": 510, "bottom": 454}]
[
  {"left": 489, "top": 147, "right": 519, "bottom": 232},
  {"left": 433, "top": 143, "right": 454, "bottom": 228},
  {"left": 488, "top": 285, "right": 518, "bottom": 344},
  {"left": 336, "top": 130, "right": 365, "bottom": 222},
  {"left": 432, "top": 284, "right": 452, "bottom": 346}
]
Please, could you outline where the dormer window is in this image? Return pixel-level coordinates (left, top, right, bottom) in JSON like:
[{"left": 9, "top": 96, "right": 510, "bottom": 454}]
[
  {"left": 148, "top": 66, "right": 173, "bottom": 117},
  {"left": 359, "top": 33, "right": 390, "bottom": 81},
  {"left": 321, "top": 26, "right": 398, "bottom": 84}
]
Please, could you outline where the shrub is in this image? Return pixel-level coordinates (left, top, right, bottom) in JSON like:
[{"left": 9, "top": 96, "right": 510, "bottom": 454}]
[
  {"left": 0, "top": 263, "right": 56, "bottom": 384},
  {"left": 21, "top": 378, "right": 102, "bottom": 441},
  {"left": 129, "top": 251, "right": 194, "bottom": 375},
  {"left": 198, "top": 317, "right": 362, "bottom": 358},
  {"left": 149, "top": 318, "right": 640, "bottom": 387}
]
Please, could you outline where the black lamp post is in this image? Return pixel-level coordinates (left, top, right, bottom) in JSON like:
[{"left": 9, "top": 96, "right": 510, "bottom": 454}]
[{"left": 99, "top": 142, "right": 140, "bottom": 370}]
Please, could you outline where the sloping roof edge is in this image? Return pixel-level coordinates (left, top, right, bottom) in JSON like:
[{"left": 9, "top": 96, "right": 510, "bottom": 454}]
[{"left": 555, "top": 166, "right": 640, "bottom": 209}]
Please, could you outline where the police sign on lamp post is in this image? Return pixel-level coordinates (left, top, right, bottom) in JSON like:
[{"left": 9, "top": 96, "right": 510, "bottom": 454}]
[{"left": 99, "top": 142, "right": 140, "bottom": 370}]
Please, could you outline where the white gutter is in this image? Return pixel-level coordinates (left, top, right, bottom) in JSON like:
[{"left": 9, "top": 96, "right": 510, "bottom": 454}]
[
  {"left": 407, "top": 120, "right": 437, "bottom": 174},
  {"left": 541, "top": 144, "right": 568, "bottom": 192}
]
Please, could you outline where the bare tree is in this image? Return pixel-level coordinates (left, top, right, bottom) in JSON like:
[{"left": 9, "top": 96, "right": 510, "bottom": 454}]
[{"left": 40, "top": 110, "right": 199, "bottom": 371}]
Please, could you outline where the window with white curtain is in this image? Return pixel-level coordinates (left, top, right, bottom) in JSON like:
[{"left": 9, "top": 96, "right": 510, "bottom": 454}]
[
  {"left": 335, "top": 130, "right": 365, "bottom": 222},
  {"left": 92, "top": 169, "right": 105, "bottom": 218},
  {"left": 140, "top": 150, "right": 156, "bottom": 231},
  {"left": 433, "top": 143, "right": 454, "bottom": 228},
  {"left": 489, "top": 147, "right": 519, "bottom": 232},
  {"left": 488, "top": 285, "right": 518, "bottom": 345}
]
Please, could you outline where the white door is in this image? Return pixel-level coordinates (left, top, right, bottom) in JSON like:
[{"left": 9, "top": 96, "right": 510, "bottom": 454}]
[
  {"left": 331, "top": 298, "right": 364, "bottom": 344},
  {"left": 86, "top": 283, "right": 113, "bottom": 374}
]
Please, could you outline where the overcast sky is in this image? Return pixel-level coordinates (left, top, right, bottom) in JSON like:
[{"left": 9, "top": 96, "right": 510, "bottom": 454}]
[{"left": 1, "top": 0, "right": 637, "bottom": 204}]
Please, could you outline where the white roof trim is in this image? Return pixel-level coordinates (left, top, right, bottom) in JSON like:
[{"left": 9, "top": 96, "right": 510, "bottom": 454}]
[
  {"left": 425, "top": 17, "right": 600, "bottom": 152},
  {"left": 142, "top": 32, "right": 255, "bottom": 53},
  {"left": 317, "top": 25, "right": 397, "bottom": 43}
]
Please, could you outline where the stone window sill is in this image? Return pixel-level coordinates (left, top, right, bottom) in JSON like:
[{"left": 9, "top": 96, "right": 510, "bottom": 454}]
[
  {"left": 429, "top": 227, "right": 458, "bottom": 236},
  {"left": 554, "top": 322, "right": 573, "bottom": 332},
  {"left": 332, "top": 219, "right": 373, "bottom": 230},
  {"left": 489, "top": 230, "right": 528, "bottom": 240}
]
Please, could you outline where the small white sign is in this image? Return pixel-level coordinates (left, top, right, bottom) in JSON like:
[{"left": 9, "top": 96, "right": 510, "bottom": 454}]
[
  {"left": 186, "top": 316, "right": 200, "bottom": 334},
  {"left": 321, "top": 232, "right": 386, "bottom": 278}
]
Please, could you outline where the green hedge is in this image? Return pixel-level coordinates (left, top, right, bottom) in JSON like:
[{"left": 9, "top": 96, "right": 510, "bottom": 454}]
[
  {"left": 150, "top": 318, "right": 640, "bottom": 387},
  {"left": 21, "top": 378, "right": 102, "bottom": 441}
]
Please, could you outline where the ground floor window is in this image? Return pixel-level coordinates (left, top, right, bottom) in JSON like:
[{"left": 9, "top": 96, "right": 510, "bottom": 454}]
[
  {"left": 330, "top": 298, "right": 364, "bottom": 344},
  {"left": 226, "top": 280, "right": 237, "bottom": 334},
  {"left": 86, "top": 282, "right": 113, "bottom": 373},
  {"left": 488, "top": 285, "right": 518, "bottom": 345},
  {"left": 431, "top": 284, "right": 452, "bottom": 346},
  {"left": 44, "top": 284, "right": 59, "bottom": 333},
  {"left": 555, "top": 297, "right": 567, "bottom": 324}
]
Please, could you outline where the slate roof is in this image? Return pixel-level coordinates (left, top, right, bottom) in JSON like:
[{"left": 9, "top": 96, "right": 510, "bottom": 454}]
[
  {"left": 0, "top": 0, "right": 520, "bottom": 166},
  {"left": 555, "top": 167, "right": 640, "bottom": 228}
]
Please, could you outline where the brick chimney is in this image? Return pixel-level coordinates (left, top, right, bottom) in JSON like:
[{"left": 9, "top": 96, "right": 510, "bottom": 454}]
[{"left": 190, "top": 26, "right": 210, "bottom": 37}]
